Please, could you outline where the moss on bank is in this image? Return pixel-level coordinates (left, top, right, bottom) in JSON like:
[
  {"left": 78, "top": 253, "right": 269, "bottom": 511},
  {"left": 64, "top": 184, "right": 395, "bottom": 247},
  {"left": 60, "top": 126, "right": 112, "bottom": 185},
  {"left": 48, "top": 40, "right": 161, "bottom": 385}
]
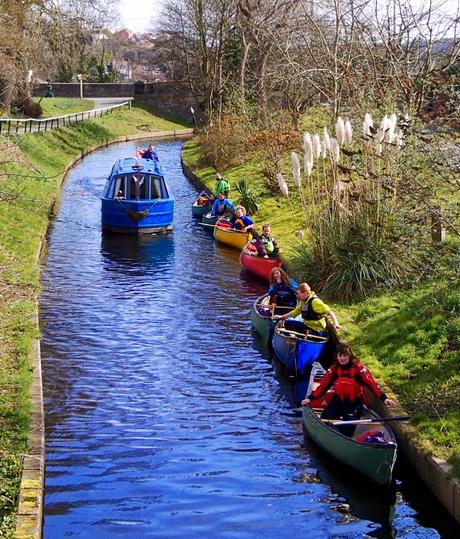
[
  {"left": 182, "top": 137, "right": 460, "bottom": 474},
  {"left": 0, "top": 105, "right": 188, "bottom": 537}
]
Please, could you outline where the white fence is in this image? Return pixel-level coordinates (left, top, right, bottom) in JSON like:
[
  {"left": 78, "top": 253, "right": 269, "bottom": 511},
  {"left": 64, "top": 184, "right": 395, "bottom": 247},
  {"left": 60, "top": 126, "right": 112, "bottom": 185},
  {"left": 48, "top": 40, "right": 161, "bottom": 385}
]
[{"left": 0, "top": 101, "right": 131, "bottom": 135}]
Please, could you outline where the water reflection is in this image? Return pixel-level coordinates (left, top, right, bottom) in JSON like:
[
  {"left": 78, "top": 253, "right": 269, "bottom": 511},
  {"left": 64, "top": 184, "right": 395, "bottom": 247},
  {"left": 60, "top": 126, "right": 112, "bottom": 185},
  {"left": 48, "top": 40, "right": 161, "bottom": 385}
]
[
  {"left": 100, "top": 232, "right": 175, "bottom": 274},
  {"left": 303, "top": 438, "right": 397, "bottom": 538}
]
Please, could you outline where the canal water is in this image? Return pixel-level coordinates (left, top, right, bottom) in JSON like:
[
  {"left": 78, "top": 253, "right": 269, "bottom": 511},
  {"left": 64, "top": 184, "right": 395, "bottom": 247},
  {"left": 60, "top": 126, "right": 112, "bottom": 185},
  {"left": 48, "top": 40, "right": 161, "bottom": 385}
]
[{"left": 40, "top": 140, "right": 457, "bottom": 538}]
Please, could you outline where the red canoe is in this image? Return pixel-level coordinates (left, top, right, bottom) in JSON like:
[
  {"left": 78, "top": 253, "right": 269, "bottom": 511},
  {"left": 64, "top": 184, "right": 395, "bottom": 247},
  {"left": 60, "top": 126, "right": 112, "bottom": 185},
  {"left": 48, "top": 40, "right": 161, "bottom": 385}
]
[{"left": 239, "top": 243, "right": 282, "bottom": 281}]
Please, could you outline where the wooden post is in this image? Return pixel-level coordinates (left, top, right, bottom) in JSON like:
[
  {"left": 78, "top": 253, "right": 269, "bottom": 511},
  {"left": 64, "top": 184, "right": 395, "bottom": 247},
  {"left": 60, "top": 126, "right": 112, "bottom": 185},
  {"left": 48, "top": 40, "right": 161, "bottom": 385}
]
[{"left": 431, "top": 206, "right": 446, "bottom": 246}]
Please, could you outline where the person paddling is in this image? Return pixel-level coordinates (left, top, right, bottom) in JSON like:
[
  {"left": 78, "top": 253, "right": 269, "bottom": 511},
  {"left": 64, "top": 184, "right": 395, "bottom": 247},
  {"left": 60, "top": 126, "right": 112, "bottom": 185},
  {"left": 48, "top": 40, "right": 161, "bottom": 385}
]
[
  {"left": 268, "top": 267, "right": 297, "bottom": 314},
  {"left": 210, "top": 192, "right": 235, "bottom": 218},
  {"left": 273, "top": 282, "right": 340, "bottom": 336},
  {"left": 230, "top": 206, "right": 254, "bottom": 232},
  {"left": 301, "top": 344, "right": 395, "bottom": 436},
  {"left": 260, "top": 224, "right": 279, "bottom": 258}
]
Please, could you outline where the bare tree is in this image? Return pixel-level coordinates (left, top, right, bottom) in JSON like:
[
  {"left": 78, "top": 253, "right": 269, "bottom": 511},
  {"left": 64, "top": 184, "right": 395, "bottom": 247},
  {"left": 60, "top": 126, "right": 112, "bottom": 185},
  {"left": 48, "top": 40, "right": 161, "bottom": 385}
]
[{"left": 160, "top": 0, "right": 236, "bottom": 120}]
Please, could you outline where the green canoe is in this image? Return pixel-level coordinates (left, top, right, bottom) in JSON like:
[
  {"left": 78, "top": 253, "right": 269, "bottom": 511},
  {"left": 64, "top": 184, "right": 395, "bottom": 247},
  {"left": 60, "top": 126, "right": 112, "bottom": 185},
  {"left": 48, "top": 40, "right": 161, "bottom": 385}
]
[
  {"left": 302, "top": 363, "right": 398, "bottom": 486},
  {"left": 251, "top": 294, "right": 275, "bottom": 344}
]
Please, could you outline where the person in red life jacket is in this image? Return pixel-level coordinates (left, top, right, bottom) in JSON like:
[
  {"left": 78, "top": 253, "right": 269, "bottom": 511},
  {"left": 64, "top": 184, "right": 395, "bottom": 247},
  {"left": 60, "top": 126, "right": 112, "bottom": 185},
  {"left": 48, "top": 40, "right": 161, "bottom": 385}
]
[
  {"left": 301, "top": 344, "right": 395, "bottom": 436},
  {"left": 273, "top": 282, "right": 340, "bottom": 336},
  {"left": 230, "top": 205, "right": 254, "bottom": 232}
]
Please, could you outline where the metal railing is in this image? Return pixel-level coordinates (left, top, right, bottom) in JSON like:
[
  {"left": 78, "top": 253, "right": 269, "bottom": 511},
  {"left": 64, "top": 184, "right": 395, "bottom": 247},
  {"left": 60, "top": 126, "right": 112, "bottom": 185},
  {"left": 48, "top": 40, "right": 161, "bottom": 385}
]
[{"left": 0, "top": 101, "right": 132, "bottom": 135}]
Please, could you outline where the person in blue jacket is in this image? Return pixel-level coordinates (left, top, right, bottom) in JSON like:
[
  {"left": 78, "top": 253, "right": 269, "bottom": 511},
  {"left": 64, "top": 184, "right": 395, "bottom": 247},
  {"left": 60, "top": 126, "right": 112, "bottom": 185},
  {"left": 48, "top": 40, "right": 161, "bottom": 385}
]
[
  {"left": 142, "top": 144, "right": 159, "bottom": 161},
  {"left": 230, "top": 206, "right": 254, "bottom": 231},
  {"left": 210, "top": 193, "right": 235, "bottom": 217},
  {"left": 268, "top": 267, "right": 297, "bottom": 314}
]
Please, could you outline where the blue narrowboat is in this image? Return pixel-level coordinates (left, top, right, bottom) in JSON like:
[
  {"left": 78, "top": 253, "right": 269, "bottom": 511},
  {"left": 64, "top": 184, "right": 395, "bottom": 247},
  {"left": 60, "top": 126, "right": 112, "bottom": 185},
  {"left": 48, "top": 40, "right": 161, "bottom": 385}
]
[{"left": 101, "top": 157, "right": 174, "bottom": 234}]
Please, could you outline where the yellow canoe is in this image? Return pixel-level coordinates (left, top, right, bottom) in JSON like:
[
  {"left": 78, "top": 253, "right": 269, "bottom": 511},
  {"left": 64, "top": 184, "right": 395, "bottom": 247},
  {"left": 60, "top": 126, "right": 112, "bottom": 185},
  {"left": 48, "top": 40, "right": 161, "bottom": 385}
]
[{"left": 214, "top": 223, "right": 252, "bottom": 250}]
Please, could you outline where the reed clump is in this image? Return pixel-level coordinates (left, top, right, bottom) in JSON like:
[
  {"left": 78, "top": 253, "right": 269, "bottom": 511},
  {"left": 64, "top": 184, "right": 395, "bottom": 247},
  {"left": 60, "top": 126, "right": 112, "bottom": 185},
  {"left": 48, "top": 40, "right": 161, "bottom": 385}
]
[{"left": 286, "top": 113, "right": 452, "bottom": 300}]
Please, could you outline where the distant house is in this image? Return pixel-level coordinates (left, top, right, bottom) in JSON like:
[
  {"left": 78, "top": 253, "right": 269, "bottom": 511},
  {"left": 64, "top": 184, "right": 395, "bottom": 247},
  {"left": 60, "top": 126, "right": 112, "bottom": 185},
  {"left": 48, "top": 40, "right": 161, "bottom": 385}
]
[
  {"left": 91, "top": 27, "right": 108, "bottom": 43},
  {"left": 113, "top": 29, "right": 136, "bottom": 42}
]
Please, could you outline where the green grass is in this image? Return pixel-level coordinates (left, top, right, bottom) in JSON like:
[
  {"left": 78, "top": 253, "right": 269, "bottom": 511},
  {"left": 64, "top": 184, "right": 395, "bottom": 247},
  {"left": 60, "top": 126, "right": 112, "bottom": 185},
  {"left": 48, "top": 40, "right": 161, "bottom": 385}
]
[
  {"left": 0, "top": 105, "right": 188, "bottom": 535},
  {"left": 182, "top": 128, "right": 460, "bottom": 473},
  {"left": 35, "top": 97, "right": 95, "bottom": 117}
]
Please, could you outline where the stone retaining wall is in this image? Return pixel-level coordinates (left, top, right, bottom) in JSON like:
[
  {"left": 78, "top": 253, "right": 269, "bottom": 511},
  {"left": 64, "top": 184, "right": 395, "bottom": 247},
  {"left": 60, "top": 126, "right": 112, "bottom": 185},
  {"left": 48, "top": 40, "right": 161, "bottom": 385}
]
[
  {"left": 32, "top": 83, "right": 135, "bottom": 98},
  {"left": 369, "top": 393, "right": 460, "bottom": 525}
]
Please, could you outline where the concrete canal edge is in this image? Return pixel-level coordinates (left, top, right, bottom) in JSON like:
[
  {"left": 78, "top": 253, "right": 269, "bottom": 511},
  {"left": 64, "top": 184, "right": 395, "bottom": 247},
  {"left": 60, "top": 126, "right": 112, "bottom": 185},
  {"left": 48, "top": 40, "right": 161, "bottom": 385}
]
[
  {"left": 14, "top": 310, "right": 44, "bottom": 539},
  {"left": 14, "top": 128, "right": 193, "bottom": 539},
  {"left": 390, "top": 420, "right": 460, "bottom": 524},
  {"left": 183, "top": 158, "right": 460, "bottom": 528},
  {"left": 180, "top": 159, "right": 211, "bottom": 195}
]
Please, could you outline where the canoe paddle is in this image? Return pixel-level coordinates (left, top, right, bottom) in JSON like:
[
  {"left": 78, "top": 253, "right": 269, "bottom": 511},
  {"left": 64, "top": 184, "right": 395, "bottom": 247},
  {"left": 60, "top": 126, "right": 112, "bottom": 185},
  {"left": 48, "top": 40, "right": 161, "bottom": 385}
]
[
  {"left": 198, "top": 222, "right": 217, "bottom": 228},
  {"left": 322, "top": 415, "right": 410, "bottom": 426}
]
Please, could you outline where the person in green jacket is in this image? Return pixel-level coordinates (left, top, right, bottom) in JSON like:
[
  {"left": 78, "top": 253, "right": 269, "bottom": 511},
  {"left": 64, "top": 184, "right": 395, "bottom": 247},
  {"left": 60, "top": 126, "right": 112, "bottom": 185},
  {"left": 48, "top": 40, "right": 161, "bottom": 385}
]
[{"left": 214, "top": 172, "right": 230, "bottom": 198}]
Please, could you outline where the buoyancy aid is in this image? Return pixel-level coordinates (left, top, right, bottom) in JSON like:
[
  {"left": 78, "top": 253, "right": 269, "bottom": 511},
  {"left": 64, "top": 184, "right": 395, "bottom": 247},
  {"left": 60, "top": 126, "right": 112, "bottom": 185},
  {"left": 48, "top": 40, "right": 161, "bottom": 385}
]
[
  {"left": 301, "top": 294, "right": 322, "bottom": 321},
  {"left": 310, "top": 360, "right": 386, "bottom": 403},
  {"left": 232, "top": 217, "right": 246, "bottom": 230},
  {"left": 270, "top": 284, "right": 296, "bottom": 306},
  {"left": 261, "top": 235, "right": 275, "bottom": 253},
  {"left": 334, "top": 364, "right": 365, "bottom": 401}
]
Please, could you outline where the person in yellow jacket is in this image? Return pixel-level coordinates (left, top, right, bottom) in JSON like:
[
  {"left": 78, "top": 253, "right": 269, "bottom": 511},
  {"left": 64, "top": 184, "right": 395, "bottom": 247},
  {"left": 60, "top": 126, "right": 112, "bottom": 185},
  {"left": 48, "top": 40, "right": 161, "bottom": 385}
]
[{"left": 273, "top": 282, "right": 341, "bottom": 335}]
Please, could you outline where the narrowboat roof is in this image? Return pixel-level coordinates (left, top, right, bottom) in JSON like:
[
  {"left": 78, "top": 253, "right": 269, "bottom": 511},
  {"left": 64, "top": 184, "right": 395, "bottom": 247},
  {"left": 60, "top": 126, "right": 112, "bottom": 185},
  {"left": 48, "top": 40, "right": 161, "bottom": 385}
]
[{"left": 110, "top": 158, "right": 163, "bottom": 177}]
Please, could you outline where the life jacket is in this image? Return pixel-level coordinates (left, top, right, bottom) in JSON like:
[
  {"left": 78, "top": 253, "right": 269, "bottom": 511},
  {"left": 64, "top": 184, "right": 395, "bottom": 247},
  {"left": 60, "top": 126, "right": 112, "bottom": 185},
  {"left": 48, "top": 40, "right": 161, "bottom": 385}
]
[
  {"left": 300, "top": 294, "right": 322, "bottom": 321},
  {"left": 261, "top": 235, "right": 275, "bottom": 253},
  {"left": 216, "top": 201, "right": 229, "bottom": 215},
  {"left": 232, "top": 217, "right": 246, "bottom": 230},
  {"left": 334, "top": 363, "right": 365, "bottom": 401},
  {"left": 272, "top": 286, "right": 296, "bottom": 306}
]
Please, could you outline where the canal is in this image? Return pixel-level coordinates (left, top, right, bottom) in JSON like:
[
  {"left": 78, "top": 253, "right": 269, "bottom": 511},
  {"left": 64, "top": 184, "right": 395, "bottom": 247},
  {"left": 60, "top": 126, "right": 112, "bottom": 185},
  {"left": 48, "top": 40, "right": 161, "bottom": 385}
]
[{"left": 40, "top": 139, "right": 458, "bottom": 538}]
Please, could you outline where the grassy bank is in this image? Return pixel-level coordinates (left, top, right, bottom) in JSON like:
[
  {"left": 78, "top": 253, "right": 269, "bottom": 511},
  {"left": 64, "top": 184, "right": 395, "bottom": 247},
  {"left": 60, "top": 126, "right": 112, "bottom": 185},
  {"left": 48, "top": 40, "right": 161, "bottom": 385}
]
[
  {"left": 35, "top": 97, "right": 95, "bottom": 117},
  {"left": 0, "top": 104, "right": 189, "bottom": 537},
  {"left": 182, "top": 134, "right": 460, "bottom": 474}
]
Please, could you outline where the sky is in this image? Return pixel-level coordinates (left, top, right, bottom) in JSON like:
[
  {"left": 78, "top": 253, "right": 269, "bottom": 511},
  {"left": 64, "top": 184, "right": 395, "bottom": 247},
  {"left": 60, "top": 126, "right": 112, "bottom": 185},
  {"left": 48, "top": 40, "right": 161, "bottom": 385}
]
[
  {"left": 117, "top": 0, "right": 162, "bottom": 33},
  {"left": 116, "top": 0, "right": 459, "bottom": 34}
]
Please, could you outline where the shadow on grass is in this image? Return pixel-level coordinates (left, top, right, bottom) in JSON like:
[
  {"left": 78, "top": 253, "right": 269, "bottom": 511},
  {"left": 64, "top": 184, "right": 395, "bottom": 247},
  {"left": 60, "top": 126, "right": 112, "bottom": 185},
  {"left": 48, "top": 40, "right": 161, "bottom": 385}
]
[
  {"left": 355, "top": 284, "right": 460, "bottom": 412},
  {"left": 133, "top": 97, "right": 192, "bottom": 128}
]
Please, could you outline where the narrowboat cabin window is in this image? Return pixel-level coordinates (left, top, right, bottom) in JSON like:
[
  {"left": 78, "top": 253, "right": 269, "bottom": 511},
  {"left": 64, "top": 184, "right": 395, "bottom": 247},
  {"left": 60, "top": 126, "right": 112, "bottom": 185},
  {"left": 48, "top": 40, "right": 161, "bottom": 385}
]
[
  {"left": 150, "top": 176, "right": 167, "bottom": 199},
  {"left": 114, "top": 176, "right": 126, "bottom": 199},
  {"left": 127, "top": 174, "right": 147, "bottom": 200}
]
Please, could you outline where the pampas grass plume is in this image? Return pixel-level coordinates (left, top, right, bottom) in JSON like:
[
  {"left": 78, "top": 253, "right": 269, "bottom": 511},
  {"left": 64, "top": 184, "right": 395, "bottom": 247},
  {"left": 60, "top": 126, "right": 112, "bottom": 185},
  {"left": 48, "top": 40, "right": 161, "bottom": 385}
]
[
  {"left": 312, "top": 134, "right": 322, "bottom": 159},
  {"left": 323, "top": 127, "right": 331, "bottom": 151},
  {"left": 335, "top": 116, "right": 345, "bottom": 146},
  {"left": 330, "top": 137, "right": 341, "bottom": 164},
  {"left": 344, "top": 119, "right": 353, "bottom": 146},
  {"left": 277, "top": 172, "right": 289, "bottom": 197},
  {"left": 321, "top": 138, "right": 328, "bottom": 158},
  {"left": 303, "top": 132, "right": 313, "bottom": 176},
  {"left": 363, "top": 113, "right": 373, "bottom": 142},
  {"left": 377, "top": 115, "right": 389, "bottom": 143},
  {"left": 291, "top": 152, "right": 302, "bottom": 187}
]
